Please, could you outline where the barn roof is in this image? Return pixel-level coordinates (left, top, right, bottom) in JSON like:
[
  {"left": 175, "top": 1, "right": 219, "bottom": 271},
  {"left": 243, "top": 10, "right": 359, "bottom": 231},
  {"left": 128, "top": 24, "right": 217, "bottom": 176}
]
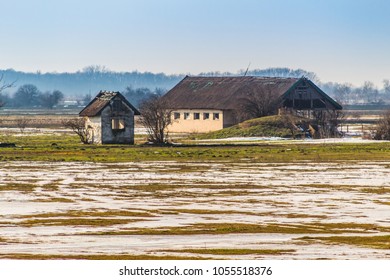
[
  {"left": 161, "top": 76, "right": 298, "bottom": 110},
  {"left": 284, "top": 78, "right": 342, "bottom": 110},
  {"left": 162, "top": 76, "right": 342, "bottom": 110},
  {"left": 79, "top": 91, "right": 140, "bottom": 117}
]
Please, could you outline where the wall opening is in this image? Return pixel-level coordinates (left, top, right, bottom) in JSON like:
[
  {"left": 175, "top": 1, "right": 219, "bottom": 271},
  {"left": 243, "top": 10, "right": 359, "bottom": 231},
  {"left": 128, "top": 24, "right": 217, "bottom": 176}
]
[
  {"left": 173, "top": 112, "right": 180, "bottom": 120},
  {"left": 194, "top": 112, "right": 200, "bottom": 120},
  {"left": 112, "top": 118, "right": 125, "bottom": 130}
]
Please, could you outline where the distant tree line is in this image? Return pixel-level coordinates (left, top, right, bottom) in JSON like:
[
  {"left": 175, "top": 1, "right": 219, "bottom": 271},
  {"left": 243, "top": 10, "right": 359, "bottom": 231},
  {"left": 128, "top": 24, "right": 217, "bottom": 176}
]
[
  {"left": 2, "top": 66, "right": 390, "bottom": 107},
  {"left": 0, "top": 66, "right": 183, "bottom": 98},
  {"left": 0, "top": 84, "right": 64, "bottom": 108},
  {"left": 0, "top": 83, "right": 166, "bottom": 109},
  {"left": 321, "top": 80, "right": 390, "bottom": 105},
  {"left": 199, "top": 67, "right": 319, "bottom": 81},
  {"left": 121, "top": 86, "right": 167, "bottom": 108},
  {"left": 0, "top": 74, "right": 14, "bottom": 108}
]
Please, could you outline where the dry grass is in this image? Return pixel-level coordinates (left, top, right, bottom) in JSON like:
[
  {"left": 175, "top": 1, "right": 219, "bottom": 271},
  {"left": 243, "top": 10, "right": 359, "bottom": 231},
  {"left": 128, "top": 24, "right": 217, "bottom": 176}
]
[
  {"left": 0, "top": 253, "right": 206, "bottom": 260},
  {"left": 82, "top": 222, "right": 390, "bottom": 236},
  {"left": 18, "top": 218, "right": 141, "bottom": 227},
  {"left": 299, "top": 235, "right": 390, "bottom": 250},
  {"left": 163, "top": 248, "right": 295, "bottom": 255}
]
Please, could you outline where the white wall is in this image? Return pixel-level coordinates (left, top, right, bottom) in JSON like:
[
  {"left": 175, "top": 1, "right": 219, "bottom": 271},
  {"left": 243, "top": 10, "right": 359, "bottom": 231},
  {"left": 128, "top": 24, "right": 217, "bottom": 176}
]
[
  {"left": 85, "top": 116, "right": 101, "bottom": 144},
  {"left": 167, "top": 109, "right": 224, "bottom": 133}
]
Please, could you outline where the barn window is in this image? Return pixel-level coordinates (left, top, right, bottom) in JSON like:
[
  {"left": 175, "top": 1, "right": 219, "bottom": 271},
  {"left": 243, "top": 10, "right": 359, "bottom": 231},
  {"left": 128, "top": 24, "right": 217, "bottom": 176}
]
[
  {"left": 194, "top": 112, "right": 200, "bottom": 120},
  {"left": 173, "top": 112, "right": 180, "bottom": 120},
  {"left": 203, "top": 113, "right": 210, "bottom": 120},
  {"left": 112, "top": 118, "right": 125, "bottom": 130},
  {"left": 213, "top": 113, "right": 220, "bottom": 120},
  {"left": 184, "top": 112, "right": 190, "bottom": 120}
]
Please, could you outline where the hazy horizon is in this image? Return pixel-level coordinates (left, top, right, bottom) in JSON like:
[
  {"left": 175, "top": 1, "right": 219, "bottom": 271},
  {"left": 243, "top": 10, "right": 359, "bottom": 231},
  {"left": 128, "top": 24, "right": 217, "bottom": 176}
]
[{"left": 1, "top": 0, "right": 390, "bottom": 87}]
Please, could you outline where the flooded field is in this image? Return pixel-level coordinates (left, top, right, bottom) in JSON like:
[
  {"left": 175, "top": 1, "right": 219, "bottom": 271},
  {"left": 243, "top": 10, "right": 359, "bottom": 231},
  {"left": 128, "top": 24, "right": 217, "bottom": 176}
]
[{"left": 1, "top": 160, "right": 390, "bottom": 259}]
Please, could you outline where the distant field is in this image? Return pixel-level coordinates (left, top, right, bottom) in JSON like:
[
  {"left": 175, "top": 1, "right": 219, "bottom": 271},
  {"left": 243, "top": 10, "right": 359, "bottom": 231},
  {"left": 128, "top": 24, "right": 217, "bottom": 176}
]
[
  {"left": 0, "top": 108, "right": 81, "bottom": 116},
  {"left": 0, "top": 109, "right": 144, "bottom": 129},
  {"left": 0, "top": 108, "right": 79, "bottom": 128}
]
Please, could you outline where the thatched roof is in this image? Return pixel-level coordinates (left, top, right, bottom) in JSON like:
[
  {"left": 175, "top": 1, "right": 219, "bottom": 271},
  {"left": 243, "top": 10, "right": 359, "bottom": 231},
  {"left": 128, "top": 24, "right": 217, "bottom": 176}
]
[
  {"left": 161, "top": 76, "right": 342, "bottom": 110},
  {"left": 79, "top": 91, "right": 140, "bottom": 117}
]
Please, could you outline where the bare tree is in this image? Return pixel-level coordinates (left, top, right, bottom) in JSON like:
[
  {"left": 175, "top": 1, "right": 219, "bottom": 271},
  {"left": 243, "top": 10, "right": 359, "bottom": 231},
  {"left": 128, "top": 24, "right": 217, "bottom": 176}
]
[
  {"left": 311, "top": 110, "right": 344, "bottom": 138},
  {"left": 373, "top": 110, "right": 390, "bottom": 140},
  {"left": 16, "top": 117, "right": 31, "bottom": 133},
  {"left": 383, "top": 79, "right": 390, "bottom": 101},
  {"left": 361, "top": 81, "right": 379, "bottom": 104},
  {"left": 62, "top": 118, "right": 93, "bottom": 144},
  {"left": 0, "top": 74, "right": 15, "bottom": 107},
  {"left": 139, "top": 94, "right": 173, "bottom": 144},
  {"left": 236, "top": 85, "right": 281, "bottom": 122},
  {"left": 333, "top": 83, "right": 352, "bottom": 104},
  {"left": 280, "top": 110, "right": 300, "bottom": 139}
]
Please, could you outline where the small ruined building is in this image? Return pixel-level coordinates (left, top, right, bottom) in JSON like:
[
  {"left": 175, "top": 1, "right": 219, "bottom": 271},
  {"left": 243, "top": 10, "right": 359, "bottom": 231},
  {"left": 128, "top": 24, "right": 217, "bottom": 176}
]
[
  {"left": 161, "top": 76, "right": 342, "bottom": 133},
  {"left": 79, "top": 91, "right": 140, "bottom": 144}
]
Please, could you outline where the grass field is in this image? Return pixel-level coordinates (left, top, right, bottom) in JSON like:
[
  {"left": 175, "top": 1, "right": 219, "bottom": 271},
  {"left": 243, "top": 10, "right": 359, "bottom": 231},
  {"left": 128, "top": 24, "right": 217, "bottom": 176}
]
[{"left": 1, "top": 133, "right": 390, "bottom": 162}]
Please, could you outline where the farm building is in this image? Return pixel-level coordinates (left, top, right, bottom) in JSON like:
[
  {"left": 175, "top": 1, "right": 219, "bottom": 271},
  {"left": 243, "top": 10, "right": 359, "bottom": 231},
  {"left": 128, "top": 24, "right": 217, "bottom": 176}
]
[
  {"left": 161, "top": 76, "right": 342, "bottom": 133},
  {"left": 79, "top": 91, "right": 140, "bottom": 144}
]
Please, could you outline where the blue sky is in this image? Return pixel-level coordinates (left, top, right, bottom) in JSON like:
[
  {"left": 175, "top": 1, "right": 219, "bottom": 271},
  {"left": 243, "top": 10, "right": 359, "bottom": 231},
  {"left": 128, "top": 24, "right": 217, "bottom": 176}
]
[{"left": 1, "top": 0, "right": 390, "bottom": 87}]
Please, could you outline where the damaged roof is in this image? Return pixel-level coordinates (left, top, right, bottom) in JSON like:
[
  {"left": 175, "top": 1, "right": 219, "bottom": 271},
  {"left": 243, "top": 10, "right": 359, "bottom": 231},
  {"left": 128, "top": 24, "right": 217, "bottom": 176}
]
[
  {"left": 161, "top": 76, "right": 341, "bottom": 110},
  {"left": 79, "top": 91, "right": 140, "bottom": 117},
  {"left": 161, "top": 76, "right": 299, "bottom": 110}
]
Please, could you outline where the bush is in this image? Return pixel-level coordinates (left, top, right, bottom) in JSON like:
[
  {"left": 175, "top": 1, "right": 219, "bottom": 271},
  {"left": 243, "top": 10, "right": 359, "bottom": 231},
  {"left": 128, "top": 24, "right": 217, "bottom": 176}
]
[{"left": 373, "top": 110, "right": 390, "bottom": 140}]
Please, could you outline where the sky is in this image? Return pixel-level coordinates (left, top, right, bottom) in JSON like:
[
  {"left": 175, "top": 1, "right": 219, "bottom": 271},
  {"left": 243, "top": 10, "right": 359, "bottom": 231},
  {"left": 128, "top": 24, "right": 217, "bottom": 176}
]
[{"left": 1, "top": 0, "right": 390, "bottom": 87}]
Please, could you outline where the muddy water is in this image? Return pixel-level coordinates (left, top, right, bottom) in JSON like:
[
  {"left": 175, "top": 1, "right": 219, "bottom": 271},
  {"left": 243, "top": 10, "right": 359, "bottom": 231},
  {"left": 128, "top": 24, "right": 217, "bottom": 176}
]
[{"left": 1, "top": 161, "right": 390, "bottom": 259}]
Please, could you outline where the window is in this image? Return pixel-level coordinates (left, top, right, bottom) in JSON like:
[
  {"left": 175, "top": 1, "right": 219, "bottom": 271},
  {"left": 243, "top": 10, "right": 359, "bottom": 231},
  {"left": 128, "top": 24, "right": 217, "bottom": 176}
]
[
  {"left": 213, "top": 113, "right": 220, "bottom": 120},
  {"left": 173, "top": 112, "right": 180, "bottom": 120},
  {"left": 194, "top": 112, "right": 200, "bottom": 120},
  {"left": 203, "top": 113, "right": 210, "bottom": 120},
  {"left": 184, "top": 112, "right": 190, "bottom": 120},
  {"left": 112, "top": 118, "right": 125, "bottom": 130}
]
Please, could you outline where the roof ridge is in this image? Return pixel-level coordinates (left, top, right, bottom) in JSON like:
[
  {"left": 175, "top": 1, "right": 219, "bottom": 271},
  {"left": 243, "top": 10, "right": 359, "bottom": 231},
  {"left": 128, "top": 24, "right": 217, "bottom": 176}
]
[
  {"left": 79, "top": 90, "right": 140, "bottom": 116},
  {"left": 187, "top": 75, "right": 299, "bottom": 79}
]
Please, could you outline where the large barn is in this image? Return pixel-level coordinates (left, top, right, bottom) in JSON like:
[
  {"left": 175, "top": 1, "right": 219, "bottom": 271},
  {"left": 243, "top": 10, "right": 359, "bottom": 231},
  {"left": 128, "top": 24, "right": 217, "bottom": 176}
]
[{"left": 161, "top": 76, "right": 342, "bottom": 133}]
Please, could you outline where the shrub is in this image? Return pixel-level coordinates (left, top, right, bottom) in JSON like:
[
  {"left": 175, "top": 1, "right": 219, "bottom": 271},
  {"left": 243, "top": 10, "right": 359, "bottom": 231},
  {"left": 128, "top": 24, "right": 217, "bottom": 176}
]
[{"left": 373, "top": 110, "right": 390, "bottom": 140}]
